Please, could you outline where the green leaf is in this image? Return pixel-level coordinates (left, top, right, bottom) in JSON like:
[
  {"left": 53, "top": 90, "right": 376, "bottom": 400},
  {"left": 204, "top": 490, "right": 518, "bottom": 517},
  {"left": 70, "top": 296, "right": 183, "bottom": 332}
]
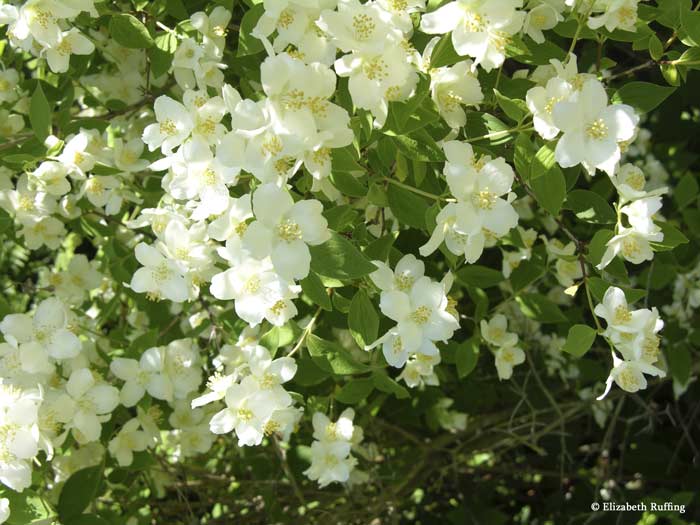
[
  {"left": 309, "top": 232, "right": 377, "bottom": 280},
  {"left": 493, "top": 89, "right": 527, "bottom": 122},
  {"left": 335, "top": 378, "right": 374, "bottom": 404},
  {"left": 2, "top": 491, "right": 50, "bottom": 525},
  {"left": 564, "top": 189, "right": 616, "bottom": 224},
  {"left": 58, "top": 466, "right": 103, "bottom": 520},
  {"left": 331, "top": 146, "right": 362, "bottom": 172},
  {"left": 148, "top": 32, "right": 178, "bottom": 78},
  {"left": 529, "top": 144, "right": 556, "bottom": 181},
  {"left": 428, "top": 33, "right": 464, "bottom": 68},
  {"left": 456, "top": 265, "right": 504, "bottom": 288},
  {"left": 611, "top": 82, "right": 675, "bottom": 113},
  {"left": 300, "top": 272, "right": 332, "bottom": 311},
  {"left": 530, "top": 146, "right": 566, "bottom": 216},
  {"left": 510, "top": 260, "right": 544, "bottom": 292},
  {"left": 513, "top": 133, "right": 536, "bottom": 179},
  {"left": 673, "top": 174, "right": 699, "bottom": 209},
  {"left": 676, "top": 47, "right": 700, "bottom": 70},
  {"left": 666, "top": 343, "right": 691, "bottom": 386},
  {"left": 681, "top": 8, "right": 700, "bottom": 46},
  {"left": 387, "top": 182, "right": 431, "bottom": 230},
  {"left": 64, "top": 514, "right": 111, "bottom": 525},
  {"left": 392, "top": 130, "right": 445, "bottom": 162},
  {"left": 109, "top": 14, "right": 153, "bottom": 49},
  {"left": 30, "top": 83, "right": 51, "bottom": 142},
  {"left": 562, "top": 324, "right": 597, "bottom": 358},
  {"left": 454, "top": 337, "right": 480, "bottom": 378},
  {"left": 650, "top": 221, "right": 689, "bottom": 251},
  {"left": 348, "top": 290, "right": 379, "bottom": 348},
  {"left": 516, "top": 293, "right": 567, "bottom": 323},
  {"left": 237, "top": 4, "right": 265, "bottom": 56},
  {"left": 464, "top": 112, "right": 513, "bottom": 145},
  {"left": 586, "top": 229, "right": 614, "bottom": 266},
  {"left": 306, "top": 334, "right": 370, "bottom": 375},
  {"left": 648, "top": 34, "right": 664, "bottom": 61},
  {"left": 364, "top": 234, "right": 395, "bottom": 261},
  {"left": 331, "top": 172, "right": 367, "bottom": 197},
  {"left": 372, "top": 371, "right": 409, "bottom": 399},
  {"left": 293, "top": 357, "right": 330, "bottom": 386}
]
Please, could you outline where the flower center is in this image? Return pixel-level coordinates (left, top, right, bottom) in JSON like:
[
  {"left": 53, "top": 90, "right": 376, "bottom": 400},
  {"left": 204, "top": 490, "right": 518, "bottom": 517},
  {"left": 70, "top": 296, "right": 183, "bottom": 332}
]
[
  {"left": 245, "top": 276, "right": 261, "bottom": 294},
  {"left": 586, "top": 118, "right": 608, "bottom": 140},
  {"left": 352, "top": 13, "right": 375, "bottom": 41},
  {"left": 613, "top": 305, "right": 631, "bottom": 324},
  {"left": 159, "top": 119, "right": 177, "bottom": 136},
  {"left": 276, "top": 219, "right": 302, "bottom": 242},
  {"left": 410, "top": 306, "right": 431, "bottom": 325},
  {"left": 473, "top": 190, "right": 497, "bottom": 210}
]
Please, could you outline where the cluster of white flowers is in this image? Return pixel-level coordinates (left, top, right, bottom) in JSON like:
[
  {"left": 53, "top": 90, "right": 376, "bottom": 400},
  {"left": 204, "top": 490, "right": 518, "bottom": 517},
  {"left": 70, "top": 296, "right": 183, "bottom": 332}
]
[
  {"left": 193, "top": 339, "right": 302, "bottom": 447},
  {"left": 584, "top": 0, "right": 641, "bottom": 33},
  {"left": 0, "top": 0, "right": 96, "bottom": 73},
  {"left": 304, "top": 408, "right": 363, "bottom": 487},
  {"left": 594, "top": 287, "right": 665, "bottom": 398},
  {"left": 421, "top": 140, "right": 520, "bottom": 263},
  {"left": 366, "top": 254, "right": 458, "bottom": 386},
  {"left": 541, "top": 237, "right": 582, "bottom": 288},
  {"left": 527, "top": 55, "right": 638, "bottom": 177},
  {"left": 0, "top": 68, "right": 24, "bottom": 139},
  {"left": 480, "top": 314, "right": 525, "bottom": 380},
  {"left": 172, "top": 6, "right": 230, "bottom": 90},
  {"left": 0, "top": 297, "right": 124, "bottom": 490},
  {"left": 0, "top": 0, "right": 685, "bottom": 512},
  {"left": 600, "top": 164, "right": 667, "bottom": 269},
  {"left": 0, "top": 127, "right": 146, "bottom": 250}
]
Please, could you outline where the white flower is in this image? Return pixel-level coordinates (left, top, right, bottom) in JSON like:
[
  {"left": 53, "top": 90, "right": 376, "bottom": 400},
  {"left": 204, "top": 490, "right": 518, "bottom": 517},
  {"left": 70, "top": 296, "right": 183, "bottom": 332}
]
[
  {"left": 552, "top": 79, "right": 638, "bottom": 176},
  {"left": 0, "top": 498, "right": 8, "bottom": 524},
  {"left": 588, "top": 0, "right": 639, "bottom": 32},
  {"left": 20, "top": 216, "right": 66, "bottom": 250},
  {"left": 0, "top": 384, "right": 42, "bottom": 492},
  {"left": 142, "top": 96, "right": 194, "bottom": 154},
  {"left": 32, "top": 161, "right": 71, "bottom": 196},
  {"left": 526, "top": 77, "right": 572, "bottom": 140},
  {"left": 64, "top": 368, "right": 119, "bottom": 443},
  {"left": 49, "top": 254, "right": 102, "bottom": 304},
  {"left": 597, "top": 227, "right": 661, "bottom": 269},
  {"left": 369, "top": 253, "right": 425, "bottom": 294},
  {"left": 304, "top": 408, "right": 360, "bottom": 487},
  {"left": 522, "top": 2, "right": 562, "bottom": 43},
  {"left": 130, "top": 242, "right": 189, "bottom": 303},
  {"left": 420, "top": 140, "right": 518, "bottom": 262},
  {"left": 420, "top": 0, "right": 525, "bottom": 71},
  {"left": 305, "top": 440, "right": 356, "bottom": 487},
  {"left": 208, "top": 376, "right": 278, "bottom": 446},
  {"left": 46, "top": 28, "right": 95, "bottom": 73},
  {"left": 210, "top": 251, "right": 300, "bottom": 327},
  {"left": 163, "top": 138, "right": 239, "bottom": 220},
  {"left": 334, "top": 45, "right": 418, "bottom": 125},
  {"left": 377, "top": 276, "right": 459, "bottom": 353},
  {"left": 207, "top": 194, "right": 253, "bottom": 242},
  {"left": 596, "top": 352, "right": 665, "bottom": 400},
  {"left": 480, "top": 315, "right": 518, "bottom": 348},
  {"left": 110, "top": 347, "right": 174, "bottom": 406},
  {"left": 593, "top": 287, "right": 648, "bottom": 334},
  {"left": 494, "top": 345, "right": 525, "bottom": 380},
  {"left": 163, "top": 339, "right": 203, "bottom": 400},
  {"left": 108, "top": 419, "right": 149, "bottom": 466},
  {"left": 243, "top": 184, "right": 330, "bottom": 280},
  {"left": 0, "top": 69, "right": 19, "bottom": 103},
  {"left": 0, "top": 297, "right": 81, "bottom": 373},
  {"left": 317, "top": 0, "right": 403, "bottom": 54}
]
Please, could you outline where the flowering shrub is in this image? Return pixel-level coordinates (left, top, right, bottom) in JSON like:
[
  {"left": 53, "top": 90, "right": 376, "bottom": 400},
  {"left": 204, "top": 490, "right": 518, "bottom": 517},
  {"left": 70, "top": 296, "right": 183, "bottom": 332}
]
[{"left": 0, "top": 0, "right": 699, "bottom": 523}]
